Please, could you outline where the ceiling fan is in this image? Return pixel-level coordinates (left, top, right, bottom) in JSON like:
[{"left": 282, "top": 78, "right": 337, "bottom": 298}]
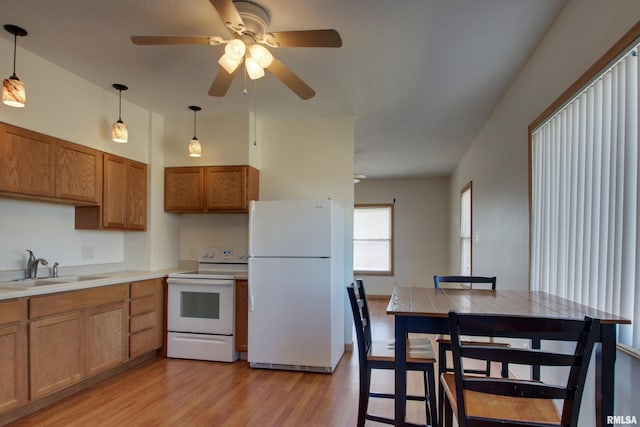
[{"left": 131, "top": 0, "right": 342, "bottom": 100}]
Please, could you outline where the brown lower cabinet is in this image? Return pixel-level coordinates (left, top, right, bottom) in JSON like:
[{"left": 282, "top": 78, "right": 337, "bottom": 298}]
[
  {"left": 29, "top": 285, "right": 129, "bottom": 400},
  {"left": 0, "top": 299, "right": 27, "bottom": 414},
  {"left": 0, "top": 279, "right": 165, "bottom": 422},
  {"left": 235, "top": 279, "right": 248, "bottom": 352}
]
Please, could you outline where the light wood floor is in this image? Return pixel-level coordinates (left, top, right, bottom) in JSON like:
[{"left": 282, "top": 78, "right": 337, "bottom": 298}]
[{"left": 8, "top": 299, "right": 435, "bottom": 427}]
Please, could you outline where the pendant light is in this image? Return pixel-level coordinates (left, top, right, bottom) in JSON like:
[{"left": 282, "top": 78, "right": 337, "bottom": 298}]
[
  {"left": 112, "top": 83, "right": 128, "bottom": 143},
  {"left": 188, "top": 105, "right": 202, "bottom": 157},
  {"left": 2, "top": 25, "right": 28, "bottom": 108}
]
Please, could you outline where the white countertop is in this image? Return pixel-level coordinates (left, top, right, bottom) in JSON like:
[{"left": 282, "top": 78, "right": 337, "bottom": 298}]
[{"left": 0, "top": 269, "right": 185, "bottom": 300}]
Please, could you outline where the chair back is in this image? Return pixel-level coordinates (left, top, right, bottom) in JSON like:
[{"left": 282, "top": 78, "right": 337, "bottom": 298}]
[
  {"left": 448, "top": 311, "right": 599, "bottom": 427},
  {"left": 434, "top": 275, "right": 496, "bottom": 290},
  {"left": 347, "top": 280, "right": 373, "bottom": 366}
]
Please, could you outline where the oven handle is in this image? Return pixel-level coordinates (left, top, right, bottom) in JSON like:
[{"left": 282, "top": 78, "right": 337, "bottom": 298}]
[{"left": 167, "top": 278, "right": 234, "bottom": 287}]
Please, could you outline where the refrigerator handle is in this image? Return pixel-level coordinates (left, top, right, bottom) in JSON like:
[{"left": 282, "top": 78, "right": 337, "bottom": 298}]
[{"left": 248, "top": 266, "right": 254, "bottom": 312}]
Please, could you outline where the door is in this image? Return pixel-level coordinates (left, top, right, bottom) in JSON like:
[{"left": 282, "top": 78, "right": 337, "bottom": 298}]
[
  {"left": 248, "top": 257, "right": 332, "bottom": 367},
  {"left": 249, "top": 200, "right": 333, "bottom": 257}
]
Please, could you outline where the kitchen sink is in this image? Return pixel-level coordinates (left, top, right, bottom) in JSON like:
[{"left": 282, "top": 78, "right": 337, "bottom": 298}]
[{"left": 0, "top": 275, "right": 110, "bottom": 289}]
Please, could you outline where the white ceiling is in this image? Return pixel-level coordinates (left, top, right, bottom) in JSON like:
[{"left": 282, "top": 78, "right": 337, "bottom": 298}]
[{"left": 1, "top": 0, "right": 566, "bottom": 178}]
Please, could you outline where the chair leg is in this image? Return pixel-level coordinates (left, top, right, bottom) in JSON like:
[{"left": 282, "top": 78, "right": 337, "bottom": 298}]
[
  {"left": 426, "top": 366, "right": 438, "bottom": 427},
  {"left": 501, "top": 361, "right": 509, "bottom": 378},
  {"left": 443, "top": 393, "right": 453, "bottom": 427},
  {"left": 356, "top": 367, "right": 371, "bottom": 427},
  {"left": 438, "top": 343, "right": 447, "bottom": 427}
]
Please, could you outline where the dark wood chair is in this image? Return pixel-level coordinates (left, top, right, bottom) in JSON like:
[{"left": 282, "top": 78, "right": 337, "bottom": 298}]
[
  {"left": 441, "top": 311, "right": 599, "bottom": 427},
  {"left": 433, "top": 275, "right": 508, "bottom": 427},
  {"left": 347, "top": 280, "right": 437, "bottom": 427}
]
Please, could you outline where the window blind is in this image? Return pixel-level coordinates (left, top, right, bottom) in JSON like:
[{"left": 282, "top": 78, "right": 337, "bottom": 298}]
[{"left": 531, "top": 42, "right": 639, "bottom": 348}]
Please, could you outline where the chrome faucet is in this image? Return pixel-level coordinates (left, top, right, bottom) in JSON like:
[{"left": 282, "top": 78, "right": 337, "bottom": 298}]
[{"left": 26, "top": 250, "right": 48, "bottom": 279}]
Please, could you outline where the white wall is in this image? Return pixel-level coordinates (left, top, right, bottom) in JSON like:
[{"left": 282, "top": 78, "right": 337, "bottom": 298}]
[
  {"left": 163, "top": 112, "right": 253, "bottom": 167},
  {"left": 0, "top": 37, "right": 172, "bottom": 277},
  {"left": 449, "top": 0, "right": 640, "bottom": 423},
  {"left": 355, "top": 177, "right": 450, "bottom": 296},
  {"left": 259, "top": 116, "right": 355, "bottom": 275}
]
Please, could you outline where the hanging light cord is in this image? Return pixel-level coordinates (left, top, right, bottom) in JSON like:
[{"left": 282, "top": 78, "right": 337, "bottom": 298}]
[
  {"left": 117, "top": 90, "right": 122, "bottom": 121},
  {"left": 11, "top": 32, "right": 17, "bottom": 77},
  {"left": 193, "top": 109, "right": 197, "bottom": 139}
]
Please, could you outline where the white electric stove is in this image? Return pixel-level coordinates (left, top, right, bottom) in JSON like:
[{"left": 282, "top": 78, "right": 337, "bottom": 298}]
[{"left": 167, "top": 247, "right": 247, "bottom": 362}]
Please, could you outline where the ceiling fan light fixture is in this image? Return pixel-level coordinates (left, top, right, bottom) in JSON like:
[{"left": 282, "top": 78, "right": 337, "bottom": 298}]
[
  {"left": 111, "top": 83, "right": 128, "bottom": 143},
  {"left": 2, "top": 24, "right": 28, "bottom": 108},
  {"left": 188, "top": 105, "right": 202, "bottom": 157},
  {"left": 218, "top": 52, "right": 242, "bottom": 74},
  {"left": 248, "top": 44, "right": 273, "bottom": 68},
  {"left": 225, "top": 39, "right": 246, "bottom": 60},
  {"left": 245, "top": 57, "right": 265, "bottom": 80}
]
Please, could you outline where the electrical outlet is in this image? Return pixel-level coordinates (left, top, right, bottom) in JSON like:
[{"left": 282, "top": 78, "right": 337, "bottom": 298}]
[{"left": 81, "top": 246, "right": 94, "bottom": 259}]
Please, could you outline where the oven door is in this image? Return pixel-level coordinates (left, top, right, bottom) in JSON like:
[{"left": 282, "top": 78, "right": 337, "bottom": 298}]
[{"left": 167, "top": 278, "right": 234, "bottom": 335}]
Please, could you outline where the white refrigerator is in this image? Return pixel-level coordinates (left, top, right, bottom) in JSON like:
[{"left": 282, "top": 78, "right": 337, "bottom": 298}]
[{"left": 248, "top": 199, "right": 345, "bottom": 373}]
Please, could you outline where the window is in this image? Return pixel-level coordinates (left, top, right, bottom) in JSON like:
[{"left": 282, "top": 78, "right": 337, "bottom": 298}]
[
  {"left": 353, "top": 204, "right": 394, "bottom": 275},
  {"left": 529, "top": 30, "right": 640, "bottom": 350},
  {"left": 460, "top": 182, "right": 472, "bottom": 276}
]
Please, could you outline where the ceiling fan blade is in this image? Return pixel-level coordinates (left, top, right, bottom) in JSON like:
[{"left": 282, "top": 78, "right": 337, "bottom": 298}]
[
  {"left": 209, "top": 67, "right": 239, "bottom": 97},
  {"left": 267, "top": 59, "right": 315, "bottom": 100},
  {"left": 266, "top": 30, "right": 342, "bottom": 48},
  {"left": 131, "top": 36, "right": 222, "bottom": 45},
  {"left": 210, "top": 0, "right": 245, "bottom": 32}
]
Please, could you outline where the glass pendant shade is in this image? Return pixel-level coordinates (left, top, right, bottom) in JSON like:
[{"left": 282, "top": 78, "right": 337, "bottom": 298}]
[
  {"left": 245, "top": 57, "right": 265, "bottom": 80},
  {"left": 112, "top": 120, "right": 128, "bottom": 143},
  {"left": 3, "top": 25, "right": 27, "bottom": 108},
  {"left": 188, "top": 137, "right": 202, "bottom": 157},
  {"left": 2, "top": 76, "right": 25, "bottom": 108}
]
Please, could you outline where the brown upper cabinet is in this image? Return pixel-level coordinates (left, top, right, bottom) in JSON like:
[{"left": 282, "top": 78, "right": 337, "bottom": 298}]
[
  {"left": 165, "top": 165, "right": 259, "bottom": 213},
  {"left": 75, "top": 154, "right": 148, "bottom": 231},
  {"left": 0, "top": 122, "right": 102, "bottom": 205}
]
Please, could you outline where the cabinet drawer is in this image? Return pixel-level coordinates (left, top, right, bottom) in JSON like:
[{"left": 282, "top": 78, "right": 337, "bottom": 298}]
[
  {"left": 0, "top": 299, "right": 25, "bottom": 324},
  {"left": 30, "top": 285, "right": 128, "bottom": 319},
  {"left": 130, "top": 328, "right": 159, "bottom": 358},
  {"left": 131, "top": 279, "right": 161, "bottom": 298},
  {"left": 130, "top": 295, "right": 155, "bottom": 316},
  {"left": 130, "top": 312, "right": 155, "bottom": 333}
]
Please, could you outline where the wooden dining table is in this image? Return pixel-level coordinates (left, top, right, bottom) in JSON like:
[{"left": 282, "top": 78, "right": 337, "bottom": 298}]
[{"left": 387, "top": 286, "right": 631, "bottom": 427}]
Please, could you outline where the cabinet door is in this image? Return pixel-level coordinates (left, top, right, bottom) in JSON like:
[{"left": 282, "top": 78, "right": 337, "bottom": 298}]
[
  {"left": 30, "top": 312, "right": 84, "bottom": 399},
  {"left": 102, "top": 154, "right": 127, "bottom": 228},
  {"left": 125, "top": 160, "right": 147, "bottom": 230},
  {"left": 204, "top": 166, "right": 246, "bottom": 211},
  {"left": 0, "top": 299, "right": 27, "bottom": 414},
  {"left": 0, "top": 123, "right": 56, "bottom": 198},
  {"left": 235, "top": 280, "right": 248, "bottom": 352},
  {"left": 86, "top": 302, "right": 128, "bottom": 377},
  {"left": 164, "top": 167, "right": 204, "bottom": 212},
  {"left": 56, "top": 140, "right": 103, "bottom": 204}
]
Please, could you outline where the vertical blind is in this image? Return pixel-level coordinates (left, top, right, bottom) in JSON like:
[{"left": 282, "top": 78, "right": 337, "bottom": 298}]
[{"left": 531, "top": 42, "right": 639, "bottom": 348}]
